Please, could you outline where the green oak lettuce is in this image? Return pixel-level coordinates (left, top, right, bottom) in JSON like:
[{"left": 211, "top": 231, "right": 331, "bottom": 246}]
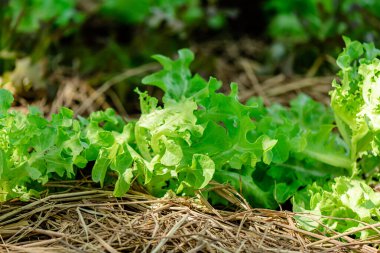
[
  {"left": 3, "top": 49, "right": 331, "bottom": 207},
  {"left": 0, "top": 92, "right": 86, "bottom": 201},
  {"left": 140, "top": 49, "right": 351, "bottom": 208},
  {"left": 293, "top": 177, "right": 380, "bottom": 239},
  {"left": 1, "top": 41, "right": 379, "bottom": 243},
  {"left": 133, "top": 90, "right": 215, "bottom": 196},
  {"left": 331, "top": 37, "right": 380, "bottom": 176},
  {"left": 293, "top": 38, "right": 380, "bottom": 238}
]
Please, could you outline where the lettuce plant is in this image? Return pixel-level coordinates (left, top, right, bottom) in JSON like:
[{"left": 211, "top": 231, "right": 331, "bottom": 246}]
[
  {"left": 293, "top": 177, "right": 380, "bottom": 239},
  {"left": 331, "top": 37, "right": 380, "bottom": 178},
  {"left": 1, "top": 49, "right": 345, "bottom": 208},
  {"left": 1, "top": 41, "right": 380, "bottom": 239},
  {"left": 293, "top": 38, "right": 380, "bottom": 237}
]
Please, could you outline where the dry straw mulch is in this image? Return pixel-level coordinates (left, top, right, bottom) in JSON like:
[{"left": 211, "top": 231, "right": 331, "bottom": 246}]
[{"left": 0, "top": 182, "right": 379, "bottom": 253}]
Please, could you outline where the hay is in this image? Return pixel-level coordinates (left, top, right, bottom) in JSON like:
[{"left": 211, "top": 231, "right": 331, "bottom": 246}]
[{"left": 0, "top": 182, "right": 379, "bottom": 253}]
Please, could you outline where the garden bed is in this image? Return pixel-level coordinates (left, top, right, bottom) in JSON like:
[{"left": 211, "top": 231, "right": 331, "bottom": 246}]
[
  {"left": 2, "top": 2, "right": 380, "bottom": 252},
  {"left": 1, "top": 182, "right": 379, "bottom": 253}
]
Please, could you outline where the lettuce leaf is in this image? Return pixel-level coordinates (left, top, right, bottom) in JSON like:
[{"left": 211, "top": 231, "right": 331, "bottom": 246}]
[{"left": 293, "top": 176, "right": 380, "bottom": 239}]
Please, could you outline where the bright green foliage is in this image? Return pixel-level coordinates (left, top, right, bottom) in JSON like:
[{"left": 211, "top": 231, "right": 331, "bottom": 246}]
[
  {"left": 293, "top": 177, "right": 380, "bottom": 239},
  {"left": 139, "top": 45, "right": 380, "bottom": 234},
  {"left": 143, "top": 49, "right": 202, "bottom": 102},
  {"left": 294, "top": 38, "right": 380, "bottom": 238},
  {"left": 80, "top": 109, "right": 134, "bottom": 195},
  {"left": 1, "top": 44, "right": 380, "bottom": 239},
  {"left": 142, "top": 51, "right": 280, "bottom": 207},
  {"left": 244, "top": 94, "right": 350, "bottom": 205},
  {"left": 331, "top": 37, "right": 380, "bottom": 178},
  {"left": 195, "top": 85, "right": 279, "bottom": 207},
  {"left": 255, "top": 94, "right": 350, "bottom": 169},
  {"left": 134, "top": 95, "right": 213, "bottom": 196},
  {"left": 140, "top": 49, "right": 353, "bottom": 208},
  {"left": 0, "top": 91, "right": 85, "bottom": 201},
  {"left": 0, "top": 92, "right": 137, "bottom": 200}
]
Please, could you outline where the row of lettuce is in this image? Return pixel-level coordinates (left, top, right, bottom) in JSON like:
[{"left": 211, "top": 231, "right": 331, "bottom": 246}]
[{"left": 1, "top": 38, "right": 380, "bottom": 239}]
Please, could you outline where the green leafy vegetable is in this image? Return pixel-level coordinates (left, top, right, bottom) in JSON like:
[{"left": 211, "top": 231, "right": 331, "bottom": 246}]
[
  {"left": 0, "top": 106, "right": 85, "bottom": 201},
  {"left": 293, "top": 177, "right": 380, "bottom": 239},
  {"left": 1, "top": 42, "right": 380, "bottom": 240},
  {"left": 140, "top": 48, "right": 352, "bottom": 208},
  {"left": 331, "top": 37, "right": 380, "bottom": 178},
  {"left": 293, "top": 38, "right": 380, "bottom": 238}
]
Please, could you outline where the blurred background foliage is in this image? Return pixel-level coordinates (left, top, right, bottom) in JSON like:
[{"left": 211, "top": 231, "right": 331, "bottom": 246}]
[
  {"left": 265, "top": 0, "right": 380, "bottom": 74},
  {"left": 1, "top": 0, "right": 380, "bottom": 115}
]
